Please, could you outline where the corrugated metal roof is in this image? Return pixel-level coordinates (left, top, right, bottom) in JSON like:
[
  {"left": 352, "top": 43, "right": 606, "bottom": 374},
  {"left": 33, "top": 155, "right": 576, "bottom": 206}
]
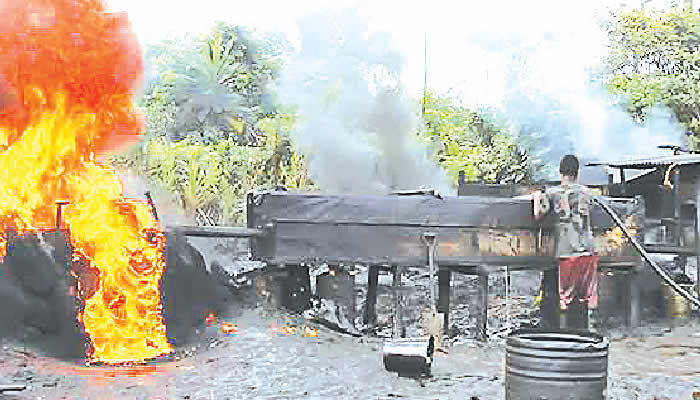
[{"left": 586, "top": 154, "right": 700, "bottom": 169}]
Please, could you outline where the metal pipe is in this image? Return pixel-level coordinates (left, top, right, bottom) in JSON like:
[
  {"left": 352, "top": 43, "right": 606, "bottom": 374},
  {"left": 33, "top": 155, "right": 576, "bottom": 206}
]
[
  {"left": 174, "top": 226, "right": 266, "bottom": 238},
  {"left": 144, "top": 191, "right": 159, "bottom": 222},
  {"left": 593, "top": 196, "right": 700, "bottom": 307},
  {"left": 673, "top": 168, "right": 681, "bottom": 246},
  {"left": 422, "top": 232, "right": 438, "bottom": 307},
  {"left": 505, "top": 265, "right": 511, "bottom": 327},
  {"left": 274, "top": 218, "right": 554, "bottom": 231},
  {"left": 643, "top": 245, "right": 698, "bottom": 255},
  {"left": 55, "top": 200, "right": 69, "bottom": 231},
  {"left": 619, "top": 168, "right": 626, "bottom": 196},
  {"left": 392, "top": 265, "right": 404, "bottom": 338},
  {"left": 696, "top": 185, "right": 700, "bottom": 298}
]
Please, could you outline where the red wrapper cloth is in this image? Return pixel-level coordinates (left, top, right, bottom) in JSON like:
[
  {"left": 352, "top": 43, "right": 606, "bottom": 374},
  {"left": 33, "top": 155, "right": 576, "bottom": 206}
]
[{"left": 558, "top": 255, "right": 600, "bottom": 310}]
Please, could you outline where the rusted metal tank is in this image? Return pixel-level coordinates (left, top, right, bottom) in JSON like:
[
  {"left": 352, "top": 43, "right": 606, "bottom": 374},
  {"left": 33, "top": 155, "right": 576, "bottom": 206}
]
[
  {"left": 663, "top": 283, "right": 694, "bottom": 319},
  {"left": 506, "top": 330, "right": 609, "bottom": 400}
]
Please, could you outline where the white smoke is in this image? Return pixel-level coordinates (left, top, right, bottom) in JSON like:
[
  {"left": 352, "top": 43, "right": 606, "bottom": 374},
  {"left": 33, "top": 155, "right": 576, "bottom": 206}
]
[
  {"left": 444, "top": 2, "right": 685, "bottom": 179},
  {"left": 117, "top": 170, "right": 195, "bottom": 228},
  {"left": 276, "top": 9, "right": 451, "bottom": 194}
]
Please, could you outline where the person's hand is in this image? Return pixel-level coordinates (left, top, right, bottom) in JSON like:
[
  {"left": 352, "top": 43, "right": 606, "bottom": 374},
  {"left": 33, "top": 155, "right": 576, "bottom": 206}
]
[{"left": 532, "top": 191, "right": 548, "bottom": 219}]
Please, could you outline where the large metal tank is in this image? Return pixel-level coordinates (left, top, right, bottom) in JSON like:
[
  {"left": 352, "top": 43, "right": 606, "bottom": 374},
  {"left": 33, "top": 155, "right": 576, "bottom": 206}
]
[{"left": 506, "top": 330, "right": 609, "bottom": 400}]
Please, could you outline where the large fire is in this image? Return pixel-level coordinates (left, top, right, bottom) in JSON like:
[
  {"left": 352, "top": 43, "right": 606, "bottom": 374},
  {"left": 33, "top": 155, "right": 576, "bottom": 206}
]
[
  {"left": 596, "top": 215, "right": 639, "bottom": 255},
  {"left": 0, "top": 0, "right": 172, "bottom": 363}
]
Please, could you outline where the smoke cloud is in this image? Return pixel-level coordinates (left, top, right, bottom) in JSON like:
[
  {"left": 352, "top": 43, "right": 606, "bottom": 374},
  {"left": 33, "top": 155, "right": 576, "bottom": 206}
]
[
  {"left": 452, "top": 3, "right": 685, "bottom": 179},
  {"left": 117, "top": 170, "right": 195, "bottom": 228},
  {"left": 277, "top": 9, "right": 451, "bottom": 194}
]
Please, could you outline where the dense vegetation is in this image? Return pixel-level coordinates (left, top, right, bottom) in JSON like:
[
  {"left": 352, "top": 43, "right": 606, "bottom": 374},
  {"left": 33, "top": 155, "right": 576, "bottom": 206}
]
[
  {"left": 605, "top": 7, "right": 700, "bottom": 147},
  {"left": 112, "top": 7, "right": 700, "bottom": 225},
  {"left": 419, "top": 91, "right": 532, "bottom": 184}
]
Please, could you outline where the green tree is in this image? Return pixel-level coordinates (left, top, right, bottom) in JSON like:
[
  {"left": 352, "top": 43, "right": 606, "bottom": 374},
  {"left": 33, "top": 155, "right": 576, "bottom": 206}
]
[
  {"left": 112, "top": 24, "right": 311, "bottom": 225},
  {"left": 140, "top": 23, "right": 285, "bottom": 145},
  {"left": 419, "top": 91, "right": 532, "bottom": 184},
  {"left": 604, "top": 8, "right": 700, "bottom": 147}
]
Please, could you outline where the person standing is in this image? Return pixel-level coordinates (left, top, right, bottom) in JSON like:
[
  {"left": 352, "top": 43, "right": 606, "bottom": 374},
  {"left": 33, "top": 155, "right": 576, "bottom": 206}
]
[{"left": 533, "top": 155, "right": 599, "bottom": 330}]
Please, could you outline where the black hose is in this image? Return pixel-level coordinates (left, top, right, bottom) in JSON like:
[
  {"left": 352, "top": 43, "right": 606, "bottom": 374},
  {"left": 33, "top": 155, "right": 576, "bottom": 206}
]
[{"left": 592, "top": 195, "right": 700, "bottom": 308}]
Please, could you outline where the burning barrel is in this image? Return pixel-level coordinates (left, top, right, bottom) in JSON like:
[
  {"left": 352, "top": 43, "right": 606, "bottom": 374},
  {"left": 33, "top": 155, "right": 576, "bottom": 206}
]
[{"left": 506, "top": 330, "right": 608, "bottom": 400}]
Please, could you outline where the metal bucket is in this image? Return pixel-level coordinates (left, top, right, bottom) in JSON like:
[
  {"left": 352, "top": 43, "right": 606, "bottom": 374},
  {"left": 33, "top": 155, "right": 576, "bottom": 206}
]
[
  {"left": 662, "top": 283, "right": 693, "bottom": 319},
  {"left": 383, "top": 336, "right": 435, "bottom": 377},
  {"left": 506, "top": 330, "right": 608, "bottom": 400}
]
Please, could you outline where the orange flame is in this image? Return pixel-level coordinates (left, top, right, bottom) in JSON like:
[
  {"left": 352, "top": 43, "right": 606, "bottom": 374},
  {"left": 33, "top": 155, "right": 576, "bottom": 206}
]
[
  {"left": 0, "top": 0, "right": 171, "bottom": 363},
  {"left": 220, "top": 322, "right": 238, "bottom": 335}
]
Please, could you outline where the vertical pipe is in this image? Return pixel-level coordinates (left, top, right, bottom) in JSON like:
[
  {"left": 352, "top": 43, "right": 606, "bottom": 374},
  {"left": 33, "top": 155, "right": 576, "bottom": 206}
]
[
  {"left": 144, "top": 191, "right": 159, "bottom": 222},
  {"left": 437, "top": 269, "right": 451, "bottom": 334},
  {"left": 673, "top": 168, "right": 681, "bottom": 247},
  {"left": 619, "top": 168, "right": 626, "bottom": 196},
  {"left": 629, "top": 267, "right": 641, "bottom": 327},
  {"left": 391, "top": 265, "right": 404, "bottom": 338},
  {"left": 421, "top": 32, "right": 427, "bottom": 125},
  {"left": 364, "top": 265, "right": 379, "bottom": 327},
  {"left": 428, "top": 241, "right": 437, "bottom": 308},
  {"left": 695, "top": 184, "right": 700, "bottom": 298},
  {"left": 55, "top": 200, "right": 69, "bottom": 231},
  {"left": 478, "top": 270, "right": 488, "bottom": 340},
  {"left": 621, "top": 269, "right": 633, "bottom": 327},
  {"left": 505, "top": 266, "right": 511, "bottom": 327}
]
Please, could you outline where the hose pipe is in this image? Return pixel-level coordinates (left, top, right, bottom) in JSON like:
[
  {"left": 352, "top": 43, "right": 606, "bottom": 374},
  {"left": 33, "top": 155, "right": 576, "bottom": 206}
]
[{"left": 592, "top": 195, "right": 700, "bottom": 308}]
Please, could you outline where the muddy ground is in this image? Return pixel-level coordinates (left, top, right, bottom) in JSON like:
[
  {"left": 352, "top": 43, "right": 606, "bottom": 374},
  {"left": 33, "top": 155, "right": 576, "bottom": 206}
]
[
  {"left": 2, "top": 238, "right": 700, "bottom": 400},
  {"left": 1, "top": 310, "right": 700, "bottom": 400}
]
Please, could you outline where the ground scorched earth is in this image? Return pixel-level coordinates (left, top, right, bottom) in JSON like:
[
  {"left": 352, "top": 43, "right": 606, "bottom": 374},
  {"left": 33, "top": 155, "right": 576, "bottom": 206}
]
[{"left": 1, "top": 308, "right": 700, "bottom": 400}]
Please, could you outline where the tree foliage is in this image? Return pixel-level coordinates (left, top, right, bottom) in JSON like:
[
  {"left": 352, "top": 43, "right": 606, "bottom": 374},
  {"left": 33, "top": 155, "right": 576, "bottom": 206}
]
[
  {"left": 113, "top": 23, "right": 309, "bottom": 225},
  {"left": 420, "top": 91, "right": 531, "bottom": 184},
  {"left": 111, "top": 112, "right": 311, "bottom": 225},
  {"left": 116, "top": 24, "right": 541, "bottom": 225},
  {"left": 604, "top": 8, "right": 700, "bottom": 146},
  {"left": 140, "top": 23, "right": 284, "bottom": 144}
]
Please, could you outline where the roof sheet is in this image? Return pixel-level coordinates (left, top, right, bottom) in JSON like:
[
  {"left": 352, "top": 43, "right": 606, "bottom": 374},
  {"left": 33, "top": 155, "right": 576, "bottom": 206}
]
[{"left": 586, "top": 154, "right": 700, "bottom": 169}]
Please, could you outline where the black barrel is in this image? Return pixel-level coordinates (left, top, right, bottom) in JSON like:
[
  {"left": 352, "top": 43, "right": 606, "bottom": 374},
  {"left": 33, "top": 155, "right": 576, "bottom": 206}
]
[{"left": 506, "top": 330, "right": 608, "bottom": 400}]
